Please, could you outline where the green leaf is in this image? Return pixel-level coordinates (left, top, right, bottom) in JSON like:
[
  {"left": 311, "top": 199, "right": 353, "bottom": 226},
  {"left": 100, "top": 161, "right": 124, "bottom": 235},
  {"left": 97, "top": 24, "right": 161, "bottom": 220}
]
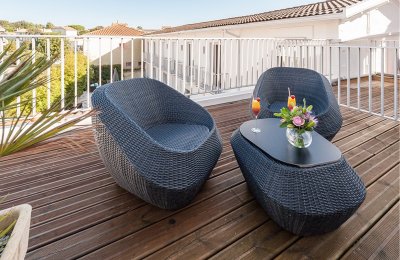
[
  {"left": 273, "top": 112, "right": 281, "bottom": 117},
  {"left": 0, "top": 43, "right": 88, "bottom": 157}
]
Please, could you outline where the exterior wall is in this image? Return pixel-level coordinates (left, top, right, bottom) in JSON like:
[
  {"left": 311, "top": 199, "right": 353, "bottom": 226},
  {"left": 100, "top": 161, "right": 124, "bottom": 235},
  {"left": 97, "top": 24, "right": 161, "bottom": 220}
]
[
  {"left": 83, "top": 38, "right": 142, "bottom": 70},
  {"left": 52, "top": 28, "right": 78, "bottom": 37},
  {"left": 145, "top": 0, "right": 398, "bottom": 93},
  {"left": 339, "top": 0, "right": 399, "bottom": 42},
  {"left": 154, "top": 19, "right": 340, "bottom": 40},
  {"left": 65, "top": 30, "right": 78, "bottom": 37}
]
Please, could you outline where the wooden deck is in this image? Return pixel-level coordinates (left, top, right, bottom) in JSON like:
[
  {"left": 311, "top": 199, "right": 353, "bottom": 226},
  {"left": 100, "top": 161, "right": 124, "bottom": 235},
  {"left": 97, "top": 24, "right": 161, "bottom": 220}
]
[{"left": 0, "top": 85, "right": 399, "bottom": 259}]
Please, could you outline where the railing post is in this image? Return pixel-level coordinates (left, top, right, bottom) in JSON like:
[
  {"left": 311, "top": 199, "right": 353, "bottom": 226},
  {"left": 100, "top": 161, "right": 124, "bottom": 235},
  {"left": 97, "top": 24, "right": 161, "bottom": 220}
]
[
  {"left": 46, "top": 38, "right": 51, "bottom": 110},
  {"left": 197, "top": 39, "right": 201, "bottom": 93},
  {"left": 380, "top": 47, "right": 385, "bottom": 116},
  {"left": 99, "top": 37, "right": 102, "bottom": 85},
  {"left": 183, "top": 39, "right": 187, "bottom": 94},
  {"left": 74, "top": 39, "right": 78, "bottom": 107},
  {"left": 223, "top": 39, "right": 227, "bottom": 90},
  {"left": 329, "top": 46, "right": 332, "bottom": 84},
  {"left": 16, "top": 38, "right": 20, "bottom": 116},
  {"left": 251, "top": 39, "right": 255, "bottom": 85},
  {"left": 246, "top": 39, "right": 249, "bottom": 86},
  {"left": 347, "top": 47, "right": 350, "bottom": 106},
  {"left": 60, "top": 38, "right": 65, "bottom": 109},
  {"left": 131, "top": 38, "right": 134, "bottom": 79},
  {"left": 321, "top": 45, "right": 324, "bottom": 75},
  {"left": 167, "top": 39, "right": 171, "bottom": 86},
  {"left": 357, "top": 47, "right": 361, "bottom": 110},
  {"left": 110, "top": 37, "right": 113, "bottom": 83},
  {"left": 150, "top": 39, "right": 153, "bottom": 79},
  {"left": 159, "top": 39, "right": 162, "bottom": 81},
  {"left": 141, "top": 39, "right": 144, "bottom": 77},
  {"left": 368, "top": 48, "right": 372, "bottom": 113},
  {"left": 338, "top": 46, "right": 341, "bottom": 105},
  {"left": 31, "top": 38, "right": 36, "bottom": 115},
  {"left": 229, "top": 39, "right": 233, "bottom": 88},
  {"left": 120, "top": 38, "right": 124, "bottom": 81},
  {"left": 190, "top": 40, "right": 194, "bottom": 94},
  {"left": 110, "top": 38, "right": 113, "bottom": 83},
  {"left": 306, "top": 45, "right": 309, "bottom": 69},
  {"left": 210, "top": 40, "right": 214, "bottom": 91},
  {"left": 175, "top": 39, "right": 179, "bottom": 90},
  {"left": 86, "top": 37, "right": 90, "bottom": 108},
  {"left": 239, "top": 39, "right": 243, "bottom": 87},
  {"left": 394, "top": 47, "right": 398, "bottom": 120},
  {"left": 204, "top": 39, "right": 208, "bottom": 93}
]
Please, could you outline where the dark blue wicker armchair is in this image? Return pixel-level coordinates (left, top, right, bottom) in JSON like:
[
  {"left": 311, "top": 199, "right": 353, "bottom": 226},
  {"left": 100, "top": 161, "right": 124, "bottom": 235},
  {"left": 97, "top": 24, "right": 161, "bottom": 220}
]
[
  {"left": 253, "top": 67, "right": 342, "bottom": 140},
  {"left": 91, "top": 78, "right": 222, "bottom": 210}
]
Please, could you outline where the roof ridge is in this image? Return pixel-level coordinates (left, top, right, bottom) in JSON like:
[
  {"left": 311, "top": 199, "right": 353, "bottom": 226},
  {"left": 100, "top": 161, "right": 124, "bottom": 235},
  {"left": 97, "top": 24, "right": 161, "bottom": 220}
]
[
  {"left": 149, "top": 0, "right": 362, "bottom": 35},
  {"left": 84, "top": 23, "right": 143, "bottom": 36}
]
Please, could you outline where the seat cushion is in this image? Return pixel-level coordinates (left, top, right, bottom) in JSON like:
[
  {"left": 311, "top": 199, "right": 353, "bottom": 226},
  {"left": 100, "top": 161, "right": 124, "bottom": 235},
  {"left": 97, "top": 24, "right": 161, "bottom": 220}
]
[
  {"left": 268, "top": 102, "right": 288, "bottom": 113},
  {"left": 146, "top": 123, "right": 210, "bottom": 151}
]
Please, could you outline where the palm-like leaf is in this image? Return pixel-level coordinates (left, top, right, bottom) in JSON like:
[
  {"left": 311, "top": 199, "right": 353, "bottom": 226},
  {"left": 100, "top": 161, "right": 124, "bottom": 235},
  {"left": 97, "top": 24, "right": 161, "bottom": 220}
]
[{"left": 0, "top": 42, "right": 92, "bottom": 157}]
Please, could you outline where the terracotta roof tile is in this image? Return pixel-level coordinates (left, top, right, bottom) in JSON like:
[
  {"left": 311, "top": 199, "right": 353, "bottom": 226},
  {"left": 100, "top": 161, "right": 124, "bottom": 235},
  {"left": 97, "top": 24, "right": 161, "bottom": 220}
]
[
  {"left": 149, "top": 0, "right": 362, "bottom": 35},
  {"left": 85, "top": 24, "right": 143, "bottom": 36}
]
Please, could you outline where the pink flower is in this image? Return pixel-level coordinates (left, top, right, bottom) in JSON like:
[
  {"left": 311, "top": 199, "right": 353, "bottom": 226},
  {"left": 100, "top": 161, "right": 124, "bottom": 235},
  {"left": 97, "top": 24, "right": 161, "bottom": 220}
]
[{"left": 293, "top": 116, "right": 305, "bottom": 127}]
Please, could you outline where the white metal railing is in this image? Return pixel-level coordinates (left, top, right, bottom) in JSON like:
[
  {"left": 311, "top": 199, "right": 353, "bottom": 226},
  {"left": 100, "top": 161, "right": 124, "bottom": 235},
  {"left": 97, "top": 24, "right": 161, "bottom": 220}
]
[{"left": 0, "top": 35, "right": 398, "bottom": 120}]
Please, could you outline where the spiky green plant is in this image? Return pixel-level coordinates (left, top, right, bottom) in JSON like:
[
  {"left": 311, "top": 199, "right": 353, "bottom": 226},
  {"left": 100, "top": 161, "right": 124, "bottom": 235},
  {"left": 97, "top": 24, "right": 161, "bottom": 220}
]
[
  {"left": 0, "top": 197, "right": 15, "bottom": 257},
  {"left": 0, "top": 42, "right": 92, "bottom": 156}
]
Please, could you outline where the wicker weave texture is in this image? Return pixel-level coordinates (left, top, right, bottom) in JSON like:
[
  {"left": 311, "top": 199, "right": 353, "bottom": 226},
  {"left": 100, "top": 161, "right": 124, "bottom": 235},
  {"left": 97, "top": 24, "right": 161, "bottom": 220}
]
[
  {"left": 253, "top": 67, "right": 342, "bottom": 141},
  {"left": 231, "top": 129, "right": 366, "bottom": 236},
  {"left": 91, "top": 78, "right": 222, "bottom": 210}
]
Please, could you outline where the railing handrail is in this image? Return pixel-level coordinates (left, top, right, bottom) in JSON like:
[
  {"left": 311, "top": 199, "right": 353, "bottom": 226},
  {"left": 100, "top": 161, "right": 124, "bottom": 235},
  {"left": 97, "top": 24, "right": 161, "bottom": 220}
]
[{"left": 1, "top": 35, "right": 398, "bottom": 120}]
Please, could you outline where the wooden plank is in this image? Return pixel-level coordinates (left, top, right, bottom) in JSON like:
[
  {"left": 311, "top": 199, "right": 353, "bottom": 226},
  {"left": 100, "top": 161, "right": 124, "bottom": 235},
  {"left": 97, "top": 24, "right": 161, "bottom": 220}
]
[
  {"left": 332, "top": 115, "right": 386, "bottom": 141},
  {"left": 145, "top": 201, "right": 267, "bottom": 260},
  {"left": 341, "top": 202, "right": 399, "bottom": 260},
  {"left": 210, "top": 220, "right": 298, "bottom": 260},
  {"left": 26, "top": 168, "right": 247, "bottom": 259},
  {"left": 31, "top": 184, "right": 127, "bottom": 227},
  {"left": 82, "top": 184, "right": 252, "bottom": 260},
  {"left": 274, "top": 165, "right": 399, "bottom": 259},
  {"left": 355, "top": 142, "right": 399, "bottom": 185},
  {"left": 335, "top": 120, "right": 398, "bottom": 153},
  {"left": 0, "top": 159, "right": 104, "bottom": 193},
  {"left": 28, "top": 193, "right": 145, "bottom": 250},
  {"left": 1, "top": 170, "right": 112, "bottom": 209}
]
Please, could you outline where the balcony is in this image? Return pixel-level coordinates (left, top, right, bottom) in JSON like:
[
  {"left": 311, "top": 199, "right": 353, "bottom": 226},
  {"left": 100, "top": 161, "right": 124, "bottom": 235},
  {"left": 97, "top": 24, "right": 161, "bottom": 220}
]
[
  {"left": 0, "top": 83, "right": 398, "bottom": 258},
  {"left": 0, "top": 34, "right": 399, "bottom": 259}
]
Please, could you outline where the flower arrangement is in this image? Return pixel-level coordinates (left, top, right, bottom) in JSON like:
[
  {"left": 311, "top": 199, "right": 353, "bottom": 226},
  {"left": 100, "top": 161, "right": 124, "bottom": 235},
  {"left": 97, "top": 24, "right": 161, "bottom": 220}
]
[{"left": 274, "top": 98, "right": 318, "bottom": 148}]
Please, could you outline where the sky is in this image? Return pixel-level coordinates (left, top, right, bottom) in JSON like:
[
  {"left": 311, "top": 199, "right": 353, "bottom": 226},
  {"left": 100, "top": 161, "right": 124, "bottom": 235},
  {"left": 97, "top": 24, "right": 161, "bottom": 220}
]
[{"left": 0, "top": 0, "right": 322, "bottom": 29}]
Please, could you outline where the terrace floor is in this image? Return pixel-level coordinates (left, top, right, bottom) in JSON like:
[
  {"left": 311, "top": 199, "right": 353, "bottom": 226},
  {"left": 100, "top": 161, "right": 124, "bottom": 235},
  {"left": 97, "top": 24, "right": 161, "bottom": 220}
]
[{"left": 1, "top": 84, "right": 399, "bottom": 259}]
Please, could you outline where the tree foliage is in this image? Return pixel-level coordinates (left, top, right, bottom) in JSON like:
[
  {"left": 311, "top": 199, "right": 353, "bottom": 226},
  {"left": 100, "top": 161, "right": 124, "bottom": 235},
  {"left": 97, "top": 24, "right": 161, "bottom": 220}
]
[
  {"left": 45, "top": 22, "right": 55, "bottom": 29},
  {"left": 67, "top": 25, "right": 88, "bottom": 35}
]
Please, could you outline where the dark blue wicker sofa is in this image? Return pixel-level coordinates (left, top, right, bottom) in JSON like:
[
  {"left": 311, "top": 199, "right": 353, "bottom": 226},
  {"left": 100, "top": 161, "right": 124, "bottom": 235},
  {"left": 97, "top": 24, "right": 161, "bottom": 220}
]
[
  {"left": 91, "top": 78, "right": 222, "bottom": 210},
  {"left": 253, "top": 67, "right": 342, "bottom": 140}
]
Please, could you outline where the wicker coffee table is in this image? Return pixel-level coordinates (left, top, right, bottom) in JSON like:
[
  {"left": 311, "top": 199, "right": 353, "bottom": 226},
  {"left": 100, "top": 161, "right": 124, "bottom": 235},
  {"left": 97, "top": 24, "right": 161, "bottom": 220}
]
[{"left": 231, "top": 118, "right": 366, "bottom": 236}]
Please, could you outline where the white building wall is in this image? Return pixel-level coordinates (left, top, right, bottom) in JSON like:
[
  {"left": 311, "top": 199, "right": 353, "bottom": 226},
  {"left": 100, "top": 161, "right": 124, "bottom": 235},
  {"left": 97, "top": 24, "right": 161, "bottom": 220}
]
[
  {"left": 83, "top": 38, "right": 142, "bottom": 69},
  {"left": 145, "top": 0, "right": 398, "bottom": 93}
]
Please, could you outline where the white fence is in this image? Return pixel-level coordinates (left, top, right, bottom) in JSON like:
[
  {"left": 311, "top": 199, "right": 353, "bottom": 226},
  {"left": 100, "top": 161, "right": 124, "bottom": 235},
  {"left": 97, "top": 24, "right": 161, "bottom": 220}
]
[{"left": 0, "top": 35, "right": 399, "bottom": 120}]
